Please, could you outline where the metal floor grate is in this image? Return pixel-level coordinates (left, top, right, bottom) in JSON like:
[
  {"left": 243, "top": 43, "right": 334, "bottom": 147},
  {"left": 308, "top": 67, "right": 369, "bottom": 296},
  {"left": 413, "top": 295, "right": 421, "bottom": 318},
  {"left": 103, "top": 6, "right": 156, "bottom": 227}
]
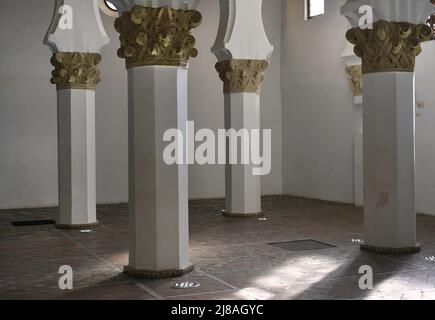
[
  {"left": 269, "top": 239, "right": 336, "bottom": 252},
  {"left": 11, "top": 220, "right": 55, "bottom": 227}
]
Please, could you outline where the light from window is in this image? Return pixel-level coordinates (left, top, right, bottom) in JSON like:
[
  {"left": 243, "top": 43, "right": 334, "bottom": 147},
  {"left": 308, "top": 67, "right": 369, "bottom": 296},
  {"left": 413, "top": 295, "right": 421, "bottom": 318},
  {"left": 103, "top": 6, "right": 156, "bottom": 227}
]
[
  {"left": 99, "top": 0, "right": 119, "bottom": 17},
  {"left": 307, "top": 0, "right": 325, "bottom": 20},
  {"left": 104, "top": 0, "right": 118, "bottom": 12}
]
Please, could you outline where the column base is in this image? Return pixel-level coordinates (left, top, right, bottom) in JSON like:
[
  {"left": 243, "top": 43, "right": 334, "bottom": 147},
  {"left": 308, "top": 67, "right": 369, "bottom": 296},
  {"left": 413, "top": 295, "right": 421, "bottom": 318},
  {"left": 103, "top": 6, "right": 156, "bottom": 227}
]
[
  {"left": 360, "top": 243, "right": 421, "bottom": 255},
  {"left": 222, "top": 211, "right": 264, "bottom": 218},
  {"left": 124, "top": 264, "right": 195, "bottom": 279},
  {"left": 55, "top": 221, "right": 99, "bottom": 230}
]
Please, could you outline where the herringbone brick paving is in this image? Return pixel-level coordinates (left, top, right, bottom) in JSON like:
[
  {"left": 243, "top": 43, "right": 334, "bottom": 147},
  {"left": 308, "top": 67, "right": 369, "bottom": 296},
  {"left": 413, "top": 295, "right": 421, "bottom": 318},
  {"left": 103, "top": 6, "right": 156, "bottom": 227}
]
[{"left": 1, "top": 196, "right": 434, "bottom": 300}]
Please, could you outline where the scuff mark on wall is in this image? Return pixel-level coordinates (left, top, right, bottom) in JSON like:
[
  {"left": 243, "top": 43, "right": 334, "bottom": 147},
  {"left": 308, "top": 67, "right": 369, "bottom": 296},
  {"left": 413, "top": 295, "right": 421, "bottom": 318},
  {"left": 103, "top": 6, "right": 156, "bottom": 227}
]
[{"left": 376, "top": 191, "right": 389, "bottom": 209}]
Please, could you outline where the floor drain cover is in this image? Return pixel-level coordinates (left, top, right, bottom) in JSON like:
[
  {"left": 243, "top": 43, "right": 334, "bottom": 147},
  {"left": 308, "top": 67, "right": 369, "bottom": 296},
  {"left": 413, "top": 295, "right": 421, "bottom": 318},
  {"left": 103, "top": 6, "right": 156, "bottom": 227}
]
[
  {"left": 171, "top": 281, "right": 200, "bottom": 289},
  {"left": 11, "top": 220, "right": 55, "bottom": 227},
  {"left": 269, "top": 239, "right": 336, "bottom": 252},
  {"left": 423, "top": 256, "right": 435, "bottom": 262}
]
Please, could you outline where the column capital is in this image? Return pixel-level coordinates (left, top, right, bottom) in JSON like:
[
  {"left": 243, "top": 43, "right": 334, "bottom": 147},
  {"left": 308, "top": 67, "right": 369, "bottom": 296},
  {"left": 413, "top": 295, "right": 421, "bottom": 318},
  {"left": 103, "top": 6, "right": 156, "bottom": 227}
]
[
  {"left": 341, "top": 30, "right": 361, "bottom": 67},
  {"left": 114, "top": 5, "right": 202, "bottom": 68},
  {"left": 345, "top": 65, "right": 363, "bottom": 97},
  {"left": 44, "top": 0, "right": 109, "bottom": 53},
  {"left": 211, "top": 0, "right": 273, "bottom": 62},
  {"left": 341, "top": 0, "right": 435, "bottom": 28},
  {"left": 341, "top": 28, "right": 363, "bottom": 103},
  {"left": 215, "top": 59, "right": 268, "bottom": 94},
  {"left": 110, "top": 0, "right": 201, "bottom": 12},
  {"left": 346, "top": 21, "right": 432, "bottom": 74},
  {"left": 50, "top": 52, "right": 102, "bottom": 90}
]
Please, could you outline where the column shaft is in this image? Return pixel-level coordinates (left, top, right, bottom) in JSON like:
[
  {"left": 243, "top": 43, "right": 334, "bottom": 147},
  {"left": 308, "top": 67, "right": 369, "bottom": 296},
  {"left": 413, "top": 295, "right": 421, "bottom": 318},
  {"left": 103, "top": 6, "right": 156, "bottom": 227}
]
[
  {"left": 49, "top": 51, "right": 103, "bottom": 229},
  {"left": 362, "top": 72, "right": 417, "bottom": 251},
  {"left": 125, "top": 66, "right": 192, "bottom": 277},
  {"left": 224, "top": 93, "right": 262, "bottom": 216},
  {"left": 57, "top": 89, "right": 97, "bottom": 227}
]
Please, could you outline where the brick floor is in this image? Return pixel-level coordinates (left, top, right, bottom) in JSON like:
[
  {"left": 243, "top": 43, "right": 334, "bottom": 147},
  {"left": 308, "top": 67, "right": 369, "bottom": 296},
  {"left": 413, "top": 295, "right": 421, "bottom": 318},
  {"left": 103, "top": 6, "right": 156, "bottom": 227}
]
[{"left": 0, "top": 196, "right": 434, "bottom": 300}]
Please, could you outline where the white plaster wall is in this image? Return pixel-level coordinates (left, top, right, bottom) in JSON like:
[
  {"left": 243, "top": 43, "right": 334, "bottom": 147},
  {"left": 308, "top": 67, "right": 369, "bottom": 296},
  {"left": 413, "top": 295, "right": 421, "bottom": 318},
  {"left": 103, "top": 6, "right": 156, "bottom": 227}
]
[
  {"left": 0, "top": 1, "right": 59, "bottom": 209},
  {"left": 0, "top": 1, "right": 129, "bottom": 209},
  {"left": 282, "top": 0, "right": 435, "bottom": 216},
  {"left": 282, "top": 0, "right": 356, "bottom": 204},
  {"left": 0, "top": 0, "right": 282, "bottom": 209},
  {"left": 415, "top": 41, "right": 435, "bottom": 216}
]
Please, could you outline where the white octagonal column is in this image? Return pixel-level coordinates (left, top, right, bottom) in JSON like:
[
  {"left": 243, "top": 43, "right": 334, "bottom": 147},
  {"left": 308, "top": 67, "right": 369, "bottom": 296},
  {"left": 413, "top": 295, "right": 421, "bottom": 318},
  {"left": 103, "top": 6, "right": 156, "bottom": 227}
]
[
  {"left": 342, "top": 0, "right": 434, "bottom": 253},
  {"left": 44, "top": 0, "right": 109, "bottom": 229},
  {"left": 212, "top": 0, "right": 273, "bottom": 217},
  {"left": 114, "top": 1, "right": 202, "bottom": 278}
]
